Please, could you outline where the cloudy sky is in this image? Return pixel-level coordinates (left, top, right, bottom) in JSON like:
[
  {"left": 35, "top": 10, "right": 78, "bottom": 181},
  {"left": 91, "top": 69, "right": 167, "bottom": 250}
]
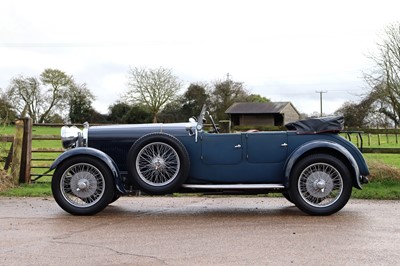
[{"left": 1, "top": 0, "right": 399, "bottom": 116}]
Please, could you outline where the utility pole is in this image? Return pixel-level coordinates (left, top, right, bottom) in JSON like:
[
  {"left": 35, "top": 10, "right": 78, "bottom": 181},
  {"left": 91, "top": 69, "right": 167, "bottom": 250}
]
[{"left": 316, "top": 91, "right": 327, "bottom": 117}]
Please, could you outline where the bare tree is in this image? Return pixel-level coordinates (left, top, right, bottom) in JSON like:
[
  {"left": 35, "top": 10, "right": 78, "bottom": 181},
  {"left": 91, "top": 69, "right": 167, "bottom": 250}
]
[
  {"left": 7, "top": 75, "right": 42, "bottom": 122},
  {"left": 126, "top": 67, "right": 182, "bottom": 123},
  {"left": 0, "top": 88, "right": 16, "bottom": 124},
  {"left": 335, "top": 94, "right": 376, "bottom": 128},
  {"left": 210, "top": 79, "right": 249, "bottom": 120},
  {"left": 364, "top": 22, "right": 400, "bottom": 126},
  {"left": 6, "top": 69, "right": 85, "bottom": 123},
  {"left": 39, "top": 68, "right": 73, "bottom": 123}
]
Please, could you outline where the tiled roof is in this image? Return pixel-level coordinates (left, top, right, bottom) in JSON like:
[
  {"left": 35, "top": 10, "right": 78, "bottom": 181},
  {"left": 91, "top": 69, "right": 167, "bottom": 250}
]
[{"left": 225, "top": 102, "right": 291, "bottom": 114}]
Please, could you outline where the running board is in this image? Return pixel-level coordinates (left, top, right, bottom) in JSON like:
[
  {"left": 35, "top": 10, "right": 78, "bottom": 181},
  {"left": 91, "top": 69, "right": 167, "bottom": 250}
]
[{"left": 182, "top": 184, "right": 285, "bottom": 190}]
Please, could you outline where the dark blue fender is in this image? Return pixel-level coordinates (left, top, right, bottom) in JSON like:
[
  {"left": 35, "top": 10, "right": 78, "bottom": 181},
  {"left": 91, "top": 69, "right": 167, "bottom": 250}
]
[
  {"left": 284, "top": 140, "right": 362, "bottom": 189},
  {"left": 50, "top": 147, "right": 126, "bottom": 194}
]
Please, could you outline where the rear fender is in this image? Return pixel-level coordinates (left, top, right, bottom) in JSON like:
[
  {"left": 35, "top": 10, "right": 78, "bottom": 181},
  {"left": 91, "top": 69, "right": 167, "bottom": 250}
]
[
  {"left": 50, "top": 147, "right": 126, "bottom": 194},
  {"left": 284, "top": 140, "right": 361, "bottom": 189}
]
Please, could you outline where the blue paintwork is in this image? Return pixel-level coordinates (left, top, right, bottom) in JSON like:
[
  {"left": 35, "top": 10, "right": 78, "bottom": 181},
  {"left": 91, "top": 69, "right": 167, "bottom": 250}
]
[
  {"left": 283, "top": 139, "right": 361, "bottom": 188},
  {"left": 52, "top": 121, "right": 370, "bottom": 193},
  {"left": 50, "top": 147, "right": 126, "bottom": 193}
]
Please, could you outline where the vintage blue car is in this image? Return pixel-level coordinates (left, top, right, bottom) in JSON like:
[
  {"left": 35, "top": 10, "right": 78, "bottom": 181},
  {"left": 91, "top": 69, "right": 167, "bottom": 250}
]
[{"left": 50, "top": 105, "right": 369, "bottom": 216}]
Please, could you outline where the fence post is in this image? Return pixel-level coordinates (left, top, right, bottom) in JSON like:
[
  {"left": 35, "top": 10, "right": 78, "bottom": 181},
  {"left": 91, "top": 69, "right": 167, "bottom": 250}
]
[
  {"left": 20, "top": 117, "right": 32, "bottom": 183},
  {"left": 10, "top": 119, "right": 24, "bottom": 185},
  {"left": 219, "top": 120, "right": 231, "bottom": 133}
]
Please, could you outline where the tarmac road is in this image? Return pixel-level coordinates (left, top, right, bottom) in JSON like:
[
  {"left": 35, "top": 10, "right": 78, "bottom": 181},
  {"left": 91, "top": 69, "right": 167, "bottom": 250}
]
[{"left": 0, "top": 196, "right": 399, "bottom": 266}]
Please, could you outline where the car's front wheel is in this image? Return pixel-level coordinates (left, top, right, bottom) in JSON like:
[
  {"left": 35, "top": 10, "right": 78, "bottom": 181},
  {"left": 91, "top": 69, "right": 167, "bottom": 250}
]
[
  {"left": 52, "top": 156, "right": 114, "bottom": 215},
  {"left": 289, "top": 154, "right": 352, "bottom": 216}
]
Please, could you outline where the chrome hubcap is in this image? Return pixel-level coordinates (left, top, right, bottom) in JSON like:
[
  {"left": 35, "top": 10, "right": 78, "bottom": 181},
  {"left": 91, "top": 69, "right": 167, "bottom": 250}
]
[
  {"left": 60, "top": 163, "right": 105, "bottom": 208},
  {"left": 299, "top": 163, "right": 343, "bottom": 207},
  {"left": 315, "top": 179, "right": 326, "bottom": 190},
  {"left": 77, "top": 179, "right": 89, "bottom": 191},
  {"left": 151, "top": 157, "right": 166, "bottom": 171}
]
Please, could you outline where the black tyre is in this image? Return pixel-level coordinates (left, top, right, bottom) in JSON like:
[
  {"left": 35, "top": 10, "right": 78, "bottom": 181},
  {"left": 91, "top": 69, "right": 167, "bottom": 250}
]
[
  {"left": 282, "top": 191, "right": 293, "bottom": 204},
  {"left": 109, "top": 193, "right": 120, "bottom": 204},
  {"left": 288, "top": 154, "right": 352, "bottom": 216},
  {"left": 127, "top": 133, "right": 190, "bottom": 194},
  {"left": 51, "top": 156, "right": 115, "bottom": 215}
]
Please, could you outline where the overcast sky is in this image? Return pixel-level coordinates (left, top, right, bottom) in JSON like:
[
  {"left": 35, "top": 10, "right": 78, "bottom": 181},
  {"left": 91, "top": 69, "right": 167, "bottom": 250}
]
[{"left": 1, "top": 0, "right": 399, "bottom": 116}]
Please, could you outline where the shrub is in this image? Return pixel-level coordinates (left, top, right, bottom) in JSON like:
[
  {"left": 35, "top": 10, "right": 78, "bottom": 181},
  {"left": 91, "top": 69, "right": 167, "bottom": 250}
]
[
  {"left": 0, "top": 169, "right": 14, "bottom": 192},
  {"left": 367, "top": 160, "right": 400, "bottom": 182}
]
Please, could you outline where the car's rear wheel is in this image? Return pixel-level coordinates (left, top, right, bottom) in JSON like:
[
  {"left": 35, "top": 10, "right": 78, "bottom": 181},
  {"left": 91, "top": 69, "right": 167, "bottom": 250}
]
[
  {"left": 52, "top": 156, "right": 114, "bottom": 215},
  {"left": 289, "top": 154, "right": 352, "bottom": 216},
  {"left": 128, "top": 133, "right": 190, "bottom": 194}
]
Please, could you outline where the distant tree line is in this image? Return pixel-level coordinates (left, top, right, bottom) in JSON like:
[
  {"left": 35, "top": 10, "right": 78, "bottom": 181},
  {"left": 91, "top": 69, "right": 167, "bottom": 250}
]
[
  {"left": 2, "top": 23, "right": 400, "bottom": 128},
  {"left": 0, "top": 66, "right": 269, "bottom": 125}
]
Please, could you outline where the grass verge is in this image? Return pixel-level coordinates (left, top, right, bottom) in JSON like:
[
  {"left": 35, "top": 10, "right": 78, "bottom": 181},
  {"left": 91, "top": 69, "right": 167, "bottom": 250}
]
[
  {"left": 0, "top": 181, "right": 399, "bottom": 200},
  {"left": 0, "top": 183, "right": 52, "bottom": 197},
  {"left": 351, "top": 180, "right": 400, "bottom": 200}
]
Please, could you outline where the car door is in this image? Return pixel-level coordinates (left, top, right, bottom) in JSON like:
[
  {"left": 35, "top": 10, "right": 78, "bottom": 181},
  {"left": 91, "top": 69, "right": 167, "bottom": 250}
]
[
  {"left": 245, "top": 132, "right": 288, "bottom": 163},
  {"left": 200, "top": 133, "right": 242, "bottom": 165}
]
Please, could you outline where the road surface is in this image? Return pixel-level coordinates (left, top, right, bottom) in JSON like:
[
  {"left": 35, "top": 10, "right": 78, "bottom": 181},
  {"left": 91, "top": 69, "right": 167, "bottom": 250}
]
[{"left": 0, "top": 196, "right": 399, "bottom": 265}]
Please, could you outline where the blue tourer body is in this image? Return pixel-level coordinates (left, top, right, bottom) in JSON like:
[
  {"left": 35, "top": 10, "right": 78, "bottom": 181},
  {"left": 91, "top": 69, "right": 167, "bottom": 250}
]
[{"left": 50, "top": 105, "right": 369, "bottom": 216}]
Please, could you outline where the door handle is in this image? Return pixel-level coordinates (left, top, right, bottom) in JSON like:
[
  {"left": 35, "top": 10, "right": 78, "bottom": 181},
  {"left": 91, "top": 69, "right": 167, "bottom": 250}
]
[
  {"left": 234, "top": 144, "right": 242, "bottom": 149},
  {"left": 281, "top": 143, "right": 288, "bottom": 147}
]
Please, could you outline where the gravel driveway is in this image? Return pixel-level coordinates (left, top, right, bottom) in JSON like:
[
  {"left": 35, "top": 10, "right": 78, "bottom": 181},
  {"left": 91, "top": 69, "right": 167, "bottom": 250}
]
[{"left": 0, "top": 196, "right": 399, "bottom": 265}]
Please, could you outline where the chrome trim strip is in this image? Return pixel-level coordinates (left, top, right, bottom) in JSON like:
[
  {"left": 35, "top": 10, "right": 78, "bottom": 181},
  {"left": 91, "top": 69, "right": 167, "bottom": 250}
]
[{"left": 182, "top": 184, "right": 285, "bottom": 190}]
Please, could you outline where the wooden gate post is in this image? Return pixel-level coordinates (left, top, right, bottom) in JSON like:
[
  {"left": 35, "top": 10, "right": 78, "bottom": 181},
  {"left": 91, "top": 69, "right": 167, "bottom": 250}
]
[
  {"left": 10, "top": 119, "right": 24, "bottom": 185},
  {"left": 20, "top": 117, "right": 32, "bottom": 183}
]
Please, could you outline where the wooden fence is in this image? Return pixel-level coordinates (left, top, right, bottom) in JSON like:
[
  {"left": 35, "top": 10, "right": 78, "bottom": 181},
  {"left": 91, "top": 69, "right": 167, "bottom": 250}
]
[
  {"left": 1, "top": 118, "right": 63, "bottom": 184},
  {"left": 2, "top": 118, "right": 400, "bottom": 185},
  {"left": 0, "top": 135, "right": 14, "bottom": 172}
]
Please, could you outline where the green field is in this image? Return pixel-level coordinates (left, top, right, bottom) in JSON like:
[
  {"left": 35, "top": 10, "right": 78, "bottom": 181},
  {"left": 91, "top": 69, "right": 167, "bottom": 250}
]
[
  {"left": 0, "top": 125, "right": 62, "bottom": 184},
  {"left": 341, "top": 132, "right": 400, "bottom": 148},
  {"left": 1, "top": 125, "right": 400, "bottom": 199}
]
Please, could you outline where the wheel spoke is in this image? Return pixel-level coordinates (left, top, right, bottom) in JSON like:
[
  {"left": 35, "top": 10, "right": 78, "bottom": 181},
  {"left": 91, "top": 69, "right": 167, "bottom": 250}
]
[
  {"left": 298, "top": 162, "right": 343, "bottom": 208},
  {"left": 60, "top": 163, "right": 105, "bottom": 208},
  {"left": 136, "top": 142, "right": 180, "bottom": 186}
]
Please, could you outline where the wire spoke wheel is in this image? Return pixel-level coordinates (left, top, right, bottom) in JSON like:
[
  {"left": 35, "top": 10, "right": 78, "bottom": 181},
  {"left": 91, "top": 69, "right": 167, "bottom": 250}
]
[
  {"left": 298, "top": 162, "right": 343, "bottom": 207},
  {"left": 289, "top": 154, "right": 352, "bottom": 215},
  {"left": 60, "top": 163, "right": 105, "bottom": 208},
  {"left": 52, "top": 156, "right": 114, "bottom": 215},
  {"left": 136, "top": 142, "right": 180, "bottom": 186}
]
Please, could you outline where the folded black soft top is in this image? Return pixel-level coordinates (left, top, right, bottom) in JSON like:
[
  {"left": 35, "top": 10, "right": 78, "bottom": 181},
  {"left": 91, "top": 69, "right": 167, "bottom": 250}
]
[{"left": 285, "top": 116, "right": 344, "bottom": 134}]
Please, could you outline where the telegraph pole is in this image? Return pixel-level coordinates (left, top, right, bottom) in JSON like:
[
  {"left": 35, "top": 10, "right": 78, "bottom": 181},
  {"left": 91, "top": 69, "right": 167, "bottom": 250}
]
[{"left": 316, "top": 91, "right": 327, "bottom": 117}]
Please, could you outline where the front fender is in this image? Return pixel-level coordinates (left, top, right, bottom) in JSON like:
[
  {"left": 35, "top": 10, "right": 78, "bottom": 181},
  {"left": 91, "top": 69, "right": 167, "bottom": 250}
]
[
  {"left": 284, "top": 140, "right": 361, "bottom": 189},
  {"left": 50, "top": 147, "right": 126, "bottom": 194}
]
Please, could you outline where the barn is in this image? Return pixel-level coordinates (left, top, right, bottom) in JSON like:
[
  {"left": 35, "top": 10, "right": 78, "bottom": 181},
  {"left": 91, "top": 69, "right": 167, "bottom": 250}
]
[{"left": 225, "top": 102, "right": 300, "bottom": 127}]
